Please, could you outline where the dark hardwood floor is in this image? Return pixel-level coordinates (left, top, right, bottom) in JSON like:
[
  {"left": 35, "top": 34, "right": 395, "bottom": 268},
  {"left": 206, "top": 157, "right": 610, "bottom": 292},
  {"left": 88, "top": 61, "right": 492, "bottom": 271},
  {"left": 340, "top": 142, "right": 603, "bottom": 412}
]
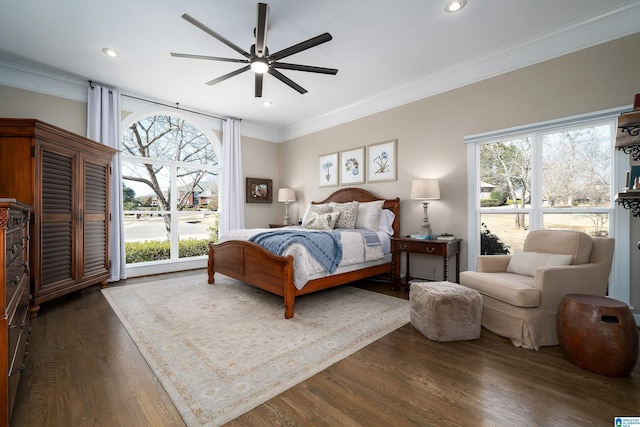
[{"left": 11, "top": 270, "right": 640, "bottom": 426}]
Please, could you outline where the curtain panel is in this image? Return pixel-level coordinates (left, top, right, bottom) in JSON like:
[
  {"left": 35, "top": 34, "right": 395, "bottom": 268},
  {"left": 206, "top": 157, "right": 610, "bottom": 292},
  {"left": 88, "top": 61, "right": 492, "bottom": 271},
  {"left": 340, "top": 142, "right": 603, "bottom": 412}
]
[
  {"left": 87, "top": 83, "right": 126, "bottom": 281},
  {"left": 219, "top": 118, "right": 245, "bottom": 234}
]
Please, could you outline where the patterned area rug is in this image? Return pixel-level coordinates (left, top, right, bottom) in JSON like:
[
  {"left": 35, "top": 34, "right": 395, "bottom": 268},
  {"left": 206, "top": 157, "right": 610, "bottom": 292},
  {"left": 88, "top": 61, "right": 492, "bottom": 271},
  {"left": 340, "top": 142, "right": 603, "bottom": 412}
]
[{"left": 101, "top": 275, "right": 409, "bottom": 426}]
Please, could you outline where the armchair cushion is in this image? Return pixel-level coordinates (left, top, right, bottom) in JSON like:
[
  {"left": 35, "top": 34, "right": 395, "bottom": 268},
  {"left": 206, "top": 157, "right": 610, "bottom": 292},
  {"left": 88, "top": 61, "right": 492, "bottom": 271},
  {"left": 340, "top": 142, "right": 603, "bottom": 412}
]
[
  {"left": 523, "top": 229, "right": 593, "bottom": 264},
  {"left": 506, "top": 251, "right": 573, "bottom": 276},
  {"left": 460, "top": 272, "right": 540, "bottom": 307}
]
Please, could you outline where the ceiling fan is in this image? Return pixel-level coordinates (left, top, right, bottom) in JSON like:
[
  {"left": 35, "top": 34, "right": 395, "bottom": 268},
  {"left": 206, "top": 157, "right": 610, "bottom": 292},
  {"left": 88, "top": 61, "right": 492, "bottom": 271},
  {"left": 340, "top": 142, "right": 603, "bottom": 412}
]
[{"left": 170, "top": 3, "right": 338, "bottom": 97}]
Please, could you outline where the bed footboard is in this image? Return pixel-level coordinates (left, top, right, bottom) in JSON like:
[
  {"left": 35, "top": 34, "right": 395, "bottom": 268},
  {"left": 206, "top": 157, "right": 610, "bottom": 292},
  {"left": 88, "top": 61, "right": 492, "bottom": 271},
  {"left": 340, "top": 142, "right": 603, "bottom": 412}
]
[{"left": 208, "top": 241, "right": 296, "bottom": 318}]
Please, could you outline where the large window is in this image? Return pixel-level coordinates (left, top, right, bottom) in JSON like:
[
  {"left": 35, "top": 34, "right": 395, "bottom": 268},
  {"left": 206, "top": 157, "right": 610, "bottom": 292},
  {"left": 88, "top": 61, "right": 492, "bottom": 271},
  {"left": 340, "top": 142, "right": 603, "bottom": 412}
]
[
  {"left": 121, "top": 115, "right": 219, "bottom": 266},
  {"left": 467, "top": 110, "right": 627, "bottom": 265}
]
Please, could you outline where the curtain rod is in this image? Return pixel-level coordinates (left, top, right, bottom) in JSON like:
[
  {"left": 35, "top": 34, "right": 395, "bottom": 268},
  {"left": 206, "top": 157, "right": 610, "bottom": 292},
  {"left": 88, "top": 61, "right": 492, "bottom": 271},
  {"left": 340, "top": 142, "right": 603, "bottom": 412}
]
[
  {"left": 89, "top": 80, "right": 228, "bottom": 122},
  {"left": 121, "top": 93, "right": 228, "bottom": 122}
]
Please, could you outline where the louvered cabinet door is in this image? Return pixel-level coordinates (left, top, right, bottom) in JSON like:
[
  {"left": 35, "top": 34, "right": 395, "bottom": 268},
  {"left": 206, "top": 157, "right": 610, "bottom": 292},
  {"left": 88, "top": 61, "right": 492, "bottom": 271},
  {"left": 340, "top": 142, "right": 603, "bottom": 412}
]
[
  {"left": 80, "top": 157, "right": 110, "bottom": 282},
  {"left": 38, "top": 146, "right": 77, "bottom": 294}
]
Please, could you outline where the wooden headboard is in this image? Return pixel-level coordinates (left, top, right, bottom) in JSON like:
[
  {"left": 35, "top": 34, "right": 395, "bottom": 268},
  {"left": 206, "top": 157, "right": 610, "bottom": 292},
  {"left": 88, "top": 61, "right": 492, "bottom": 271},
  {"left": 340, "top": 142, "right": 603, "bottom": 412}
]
[{"left": 313, "top": 187, "right": 400, "bottom": 238}]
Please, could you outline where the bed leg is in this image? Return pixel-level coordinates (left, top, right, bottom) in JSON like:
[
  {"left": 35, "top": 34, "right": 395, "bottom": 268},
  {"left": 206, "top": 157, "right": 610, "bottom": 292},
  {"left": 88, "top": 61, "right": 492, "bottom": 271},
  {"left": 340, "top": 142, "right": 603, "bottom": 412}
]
[
  {"left": 284, "top": 301, "right": 294, "bottom": 319},
  {"left": 284, "top": 281, "right": 294, "bottom": 318}
]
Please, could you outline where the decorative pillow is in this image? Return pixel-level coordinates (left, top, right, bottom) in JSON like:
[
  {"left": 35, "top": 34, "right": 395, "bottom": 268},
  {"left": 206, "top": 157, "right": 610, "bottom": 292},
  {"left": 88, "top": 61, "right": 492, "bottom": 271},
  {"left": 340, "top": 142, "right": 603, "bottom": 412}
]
[
  {"left": 304, "top": 211, "right": 341, "bottom": 230},
  {"left": 329, "top": 201, "right": 359, "bottom": 229},
  {"left": 378, "top": 209, "right": 395, "bottom": 236},
  {"left": 301, "top": 203, "right": 331, "bottom": 227},
  {"left": 506, "top": 251, "right": 573, "bottom": 277},
  {"left": 355, "top": 200, "right": 384, "bottom": 230}
]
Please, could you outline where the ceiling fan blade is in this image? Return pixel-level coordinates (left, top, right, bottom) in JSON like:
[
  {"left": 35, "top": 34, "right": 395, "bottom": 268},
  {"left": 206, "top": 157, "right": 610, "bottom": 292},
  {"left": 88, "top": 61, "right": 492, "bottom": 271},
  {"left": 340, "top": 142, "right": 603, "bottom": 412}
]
[
  {"left": 268, "top": 68, "right": 307, "bottom": 94},
  {"left": 181, "top": 13, "right": 251, "bottom": 59},
  {"left": 170, "top": 52, "right": 249, "bottom": 64},
  {"left": 269, "top": 33, "right": 333, "bottom": 61},
  {"left": 255, "top": 3, "right": 269, "bottom": 58},
  {"left": 273, "top": 62, "right": 338, "bottom": 75},
  {"left": 255, "top": 73, "right": 263, "bottom": 98},
  {"left": 206, "top": 65, "right": 251, "bottom": 86}
]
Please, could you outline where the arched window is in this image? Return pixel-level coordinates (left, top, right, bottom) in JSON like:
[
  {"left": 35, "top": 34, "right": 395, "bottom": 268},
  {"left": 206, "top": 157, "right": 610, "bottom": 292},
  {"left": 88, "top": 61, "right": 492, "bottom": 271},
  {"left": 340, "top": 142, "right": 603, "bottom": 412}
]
[{"left": 121, "top": 115, "right": 219, "bottom": 267}]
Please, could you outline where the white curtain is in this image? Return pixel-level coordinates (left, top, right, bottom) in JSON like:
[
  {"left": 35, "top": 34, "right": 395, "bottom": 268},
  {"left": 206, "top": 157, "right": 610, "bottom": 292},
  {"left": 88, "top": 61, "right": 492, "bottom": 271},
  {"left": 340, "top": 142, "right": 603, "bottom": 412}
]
[
  {"left": 219, "top": 118, "right": 245, "bottom": 234},
  {"left": 87, "top": 83, "right": 126, "bottom": 281}
]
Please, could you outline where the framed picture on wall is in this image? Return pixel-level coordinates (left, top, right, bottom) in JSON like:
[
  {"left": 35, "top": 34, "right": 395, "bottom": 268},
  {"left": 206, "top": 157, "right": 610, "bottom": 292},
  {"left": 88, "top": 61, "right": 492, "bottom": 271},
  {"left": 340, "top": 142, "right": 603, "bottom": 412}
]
[
  {"left": 340, "top": 147, "right": 365, "bottom": 185},
  {"left": 245, "top": 177, "right": 273, "bottom": 203},
  {"left": 367, "top": 139, "right": 396, "bottom": 182},
  {"left": 318, "top": 152, "right": 339, "bottom": 187}
]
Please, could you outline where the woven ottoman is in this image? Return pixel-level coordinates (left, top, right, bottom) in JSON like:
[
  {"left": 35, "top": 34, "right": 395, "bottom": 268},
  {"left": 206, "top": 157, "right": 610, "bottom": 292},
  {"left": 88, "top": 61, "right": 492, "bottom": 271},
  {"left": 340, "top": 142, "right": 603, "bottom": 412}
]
[{"left": 410, "top": 281, "right": 482, "bottom": 342}]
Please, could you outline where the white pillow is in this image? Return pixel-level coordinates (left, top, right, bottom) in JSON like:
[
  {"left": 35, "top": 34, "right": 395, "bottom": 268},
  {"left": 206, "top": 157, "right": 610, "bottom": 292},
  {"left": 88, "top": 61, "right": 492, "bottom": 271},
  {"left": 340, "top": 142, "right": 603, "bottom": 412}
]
[
  {"left": 506, "top": 251, "right": 573, "bottom": 277},
  {"left": 378, "top": 209, "right": 395, "bottom": 236},
  {"left": 329, "top": 201, "right": 359, "bottom": 229},
  {"left": 356, "top": 200, "right": 384, "bottom": 230},
  {"left": 304, "top": 211, "right": 341, "bottom": 230},
  {"left": 301, "top": 203, "right": 331, "bottom": 227}
]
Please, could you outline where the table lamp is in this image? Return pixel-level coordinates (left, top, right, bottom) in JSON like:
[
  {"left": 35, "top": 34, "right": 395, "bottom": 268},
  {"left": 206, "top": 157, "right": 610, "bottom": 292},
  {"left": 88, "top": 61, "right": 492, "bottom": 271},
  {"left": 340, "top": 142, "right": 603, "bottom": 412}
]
[
  {"left": 278, "top": 188, "right": 296, "bottom": 225},
  {"left": 411, "top": 179, "right": 440, "bottom": 236}
]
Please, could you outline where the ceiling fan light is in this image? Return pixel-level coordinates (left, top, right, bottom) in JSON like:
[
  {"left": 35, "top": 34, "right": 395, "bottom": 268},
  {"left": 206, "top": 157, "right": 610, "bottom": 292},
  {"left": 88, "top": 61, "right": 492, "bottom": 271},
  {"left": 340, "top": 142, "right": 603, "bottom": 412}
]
[
  {"left": 250, "top": 59, "right": 269, "bottom": 74},
  {"left": 445, "top": 0, "right": 466, "bottom": 13}
]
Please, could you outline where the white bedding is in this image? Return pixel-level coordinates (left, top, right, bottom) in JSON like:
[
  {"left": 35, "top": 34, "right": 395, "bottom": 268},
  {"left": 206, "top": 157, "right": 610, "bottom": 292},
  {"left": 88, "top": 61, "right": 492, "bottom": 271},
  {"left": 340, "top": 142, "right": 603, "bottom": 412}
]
[{"left": 219, "top": 227, "right": 391, "bottom": 290}]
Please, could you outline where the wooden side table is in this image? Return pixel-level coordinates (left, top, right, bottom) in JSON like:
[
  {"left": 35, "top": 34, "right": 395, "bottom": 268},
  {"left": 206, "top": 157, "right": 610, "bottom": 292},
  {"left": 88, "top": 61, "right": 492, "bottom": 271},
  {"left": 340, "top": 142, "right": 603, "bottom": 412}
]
[
  {"left": 268, "top": 224, "right": 288, "bottom": 228},
  {"left": 557, "top": 294, "right": 639, "bottom": 376},
  {"left": 391, "top": 237, "right": 462, "bottom": 288}
]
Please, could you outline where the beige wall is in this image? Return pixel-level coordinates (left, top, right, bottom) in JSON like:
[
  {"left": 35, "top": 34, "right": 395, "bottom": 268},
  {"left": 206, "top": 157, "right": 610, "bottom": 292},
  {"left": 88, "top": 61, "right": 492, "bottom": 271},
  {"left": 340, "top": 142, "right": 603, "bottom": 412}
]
[
  {"left": 0, "top": 85, "right": 87, "bottom": 135},
  {"left": 280, "top": 33, "right": 640, "bottom": 308},
  {"left": 241, "top": 135, "right": 283, "bottom": 228}
]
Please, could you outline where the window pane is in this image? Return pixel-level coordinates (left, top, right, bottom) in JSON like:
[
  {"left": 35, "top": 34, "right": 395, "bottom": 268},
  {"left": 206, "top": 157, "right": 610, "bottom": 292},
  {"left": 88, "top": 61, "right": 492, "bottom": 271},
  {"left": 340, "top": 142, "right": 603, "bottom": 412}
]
[
  {"left": 542, "top": 125, "right": 611, "bottom": 207},
  {"left": 543, "top": 213, "right": 609, "bottom": 237},
  {"left": 480, "top": 213, "right": 529, "bottom": 254},
  {"left": 178, "top": 213, "right": 218, "bottom": 258},
  {"left": 480, "top": 138, "right": 532, "bottom": 208},
  {"left": 176, "top": 167, "right": 218, "bottom": 210},
  {"left": 123, "top": 162, "right": 170, "bottom": 211},
  {"left": 124, "top": 213, "right": 171, "bottom": 263}
]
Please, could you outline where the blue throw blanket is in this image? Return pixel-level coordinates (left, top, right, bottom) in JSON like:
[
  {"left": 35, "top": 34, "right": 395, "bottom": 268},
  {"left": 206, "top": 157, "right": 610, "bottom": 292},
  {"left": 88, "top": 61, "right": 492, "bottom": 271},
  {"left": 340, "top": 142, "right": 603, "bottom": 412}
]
[{"left": 249, "top": 230, "right": 342, "bottom": 273}]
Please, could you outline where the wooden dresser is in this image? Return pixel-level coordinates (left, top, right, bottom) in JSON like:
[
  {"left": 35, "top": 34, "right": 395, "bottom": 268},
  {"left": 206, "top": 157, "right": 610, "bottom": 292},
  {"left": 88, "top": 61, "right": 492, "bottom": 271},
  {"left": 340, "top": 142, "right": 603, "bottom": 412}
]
[
  {"left": 0, "top": 119, "right": 117, "bottom": 315},
  {"left": 0, "top": 199, "right": 31, "bottom": 426}
]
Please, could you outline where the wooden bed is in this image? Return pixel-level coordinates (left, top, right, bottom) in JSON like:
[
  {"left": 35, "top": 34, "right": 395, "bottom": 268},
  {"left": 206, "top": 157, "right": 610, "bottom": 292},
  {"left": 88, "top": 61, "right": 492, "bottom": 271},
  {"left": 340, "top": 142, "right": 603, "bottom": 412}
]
[{"left": 207, "top": 188, "right": 400, "bottom": 318}]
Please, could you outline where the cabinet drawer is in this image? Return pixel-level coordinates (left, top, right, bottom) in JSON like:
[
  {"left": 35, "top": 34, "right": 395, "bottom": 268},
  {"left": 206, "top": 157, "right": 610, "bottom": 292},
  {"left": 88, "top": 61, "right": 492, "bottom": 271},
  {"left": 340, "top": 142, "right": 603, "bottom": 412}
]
[{"left": 393, "top": 239, "right": 447, "bottom": 256}]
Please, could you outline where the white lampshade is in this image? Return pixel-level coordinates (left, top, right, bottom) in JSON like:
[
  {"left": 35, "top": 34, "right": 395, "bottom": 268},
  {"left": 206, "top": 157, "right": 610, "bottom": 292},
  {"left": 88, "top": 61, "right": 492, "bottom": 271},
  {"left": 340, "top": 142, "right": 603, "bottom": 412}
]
[
  {"left": 411, "top": 179, "right": 440, "bottom": 200},
  {"left": 278, "top": 188, "right": 296, "bottom": 203}
]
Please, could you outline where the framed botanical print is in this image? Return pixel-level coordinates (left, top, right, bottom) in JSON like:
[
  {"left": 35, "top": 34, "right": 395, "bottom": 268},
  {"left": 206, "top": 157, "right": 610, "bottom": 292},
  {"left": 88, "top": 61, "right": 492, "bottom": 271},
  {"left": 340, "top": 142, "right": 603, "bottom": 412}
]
[
  {"left": 318, "top": 152, "right": 339, "bottom": 187},
  {"left": 367, "top": 139, "right": 396, "bottom": 182},
  {"left": 340, "top": 147, "right": 365, "bottom": 185},
  {"left": 245, "top": 177, "right": 273, "bottom": 203}
]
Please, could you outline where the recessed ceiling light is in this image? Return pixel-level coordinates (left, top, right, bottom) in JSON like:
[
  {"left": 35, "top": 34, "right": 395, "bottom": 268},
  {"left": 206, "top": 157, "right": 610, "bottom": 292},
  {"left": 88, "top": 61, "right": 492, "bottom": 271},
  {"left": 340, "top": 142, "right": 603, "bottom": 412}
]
[
  {"left": 445, "top": 0, "right": 466, "bottom": 13},
  {"left": 262, "top": 100, "right": 273, "bottom": 107},
  {"left": 102, "top": 48, "right": 120, "bottom": 57}
]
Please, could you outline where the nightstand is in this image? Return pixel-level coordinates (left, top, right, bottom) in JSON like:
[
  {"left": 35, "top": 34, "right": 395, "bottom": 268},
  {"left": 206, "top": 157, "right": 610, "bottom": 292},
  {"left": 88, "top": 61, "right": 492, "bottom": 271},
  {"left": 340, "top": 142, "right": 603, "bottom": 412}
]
[
  {"left": 391, "top": 237, "right": 462, "bottom": 288},
  {"left": 268, "top": 224, "right": 288, "bottom": 228}
]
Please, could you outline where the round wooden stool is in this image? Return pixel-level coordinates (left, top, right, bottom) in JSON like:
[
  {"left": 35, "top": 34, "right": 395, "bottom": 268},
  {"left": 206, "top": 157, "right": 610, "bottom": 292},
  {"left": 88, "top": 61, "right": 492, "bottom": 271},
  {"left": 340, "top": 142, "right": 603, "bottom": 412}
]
[{"left": 557, "top": 294, "right": 639, "bottom": 376}]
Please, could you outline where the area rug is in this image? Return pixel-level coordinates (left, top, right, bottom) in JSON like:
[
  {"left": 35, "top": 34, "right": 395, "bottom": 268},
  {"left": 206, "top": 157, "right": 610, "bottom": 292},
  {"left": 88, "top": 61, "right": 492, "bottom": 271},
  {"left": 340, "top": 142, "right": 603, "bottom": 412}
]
[{"left": 101, "top": 275, "right": 409, "bottom": 426}]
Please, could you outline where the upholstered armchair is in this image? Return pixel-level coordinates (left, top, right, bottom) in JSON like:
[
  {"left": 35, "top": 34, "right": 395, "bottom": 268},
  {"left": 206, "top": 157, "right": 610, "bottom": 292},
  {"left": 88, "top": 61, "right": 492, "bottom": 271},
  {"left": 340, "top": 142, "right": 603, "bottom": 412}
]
[{"left": 460, "top": 230, "right": 615, "bottom": 350}]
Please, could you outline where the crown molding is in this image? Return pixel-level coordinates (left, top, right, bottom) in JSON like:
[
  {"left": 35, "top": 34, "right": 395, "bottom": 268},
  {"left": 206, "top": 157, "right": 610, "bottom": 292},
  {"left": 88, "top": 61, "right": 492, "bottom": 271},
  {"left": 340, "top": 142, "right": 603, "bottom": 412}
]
[{"left": 278, "top": 2, "right": 640, "bottom": 142}]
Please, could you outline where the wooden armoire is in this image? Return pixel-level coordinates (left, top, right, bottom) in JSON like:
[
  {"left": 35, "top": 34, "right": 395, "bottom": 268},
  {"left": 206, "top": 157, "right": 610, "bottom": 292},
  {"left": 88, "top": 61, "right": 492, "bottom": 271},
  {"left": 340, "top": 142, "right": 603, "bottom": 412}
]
[{"left": 0, "top": 119, "right": 117, "bottom": 315}]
